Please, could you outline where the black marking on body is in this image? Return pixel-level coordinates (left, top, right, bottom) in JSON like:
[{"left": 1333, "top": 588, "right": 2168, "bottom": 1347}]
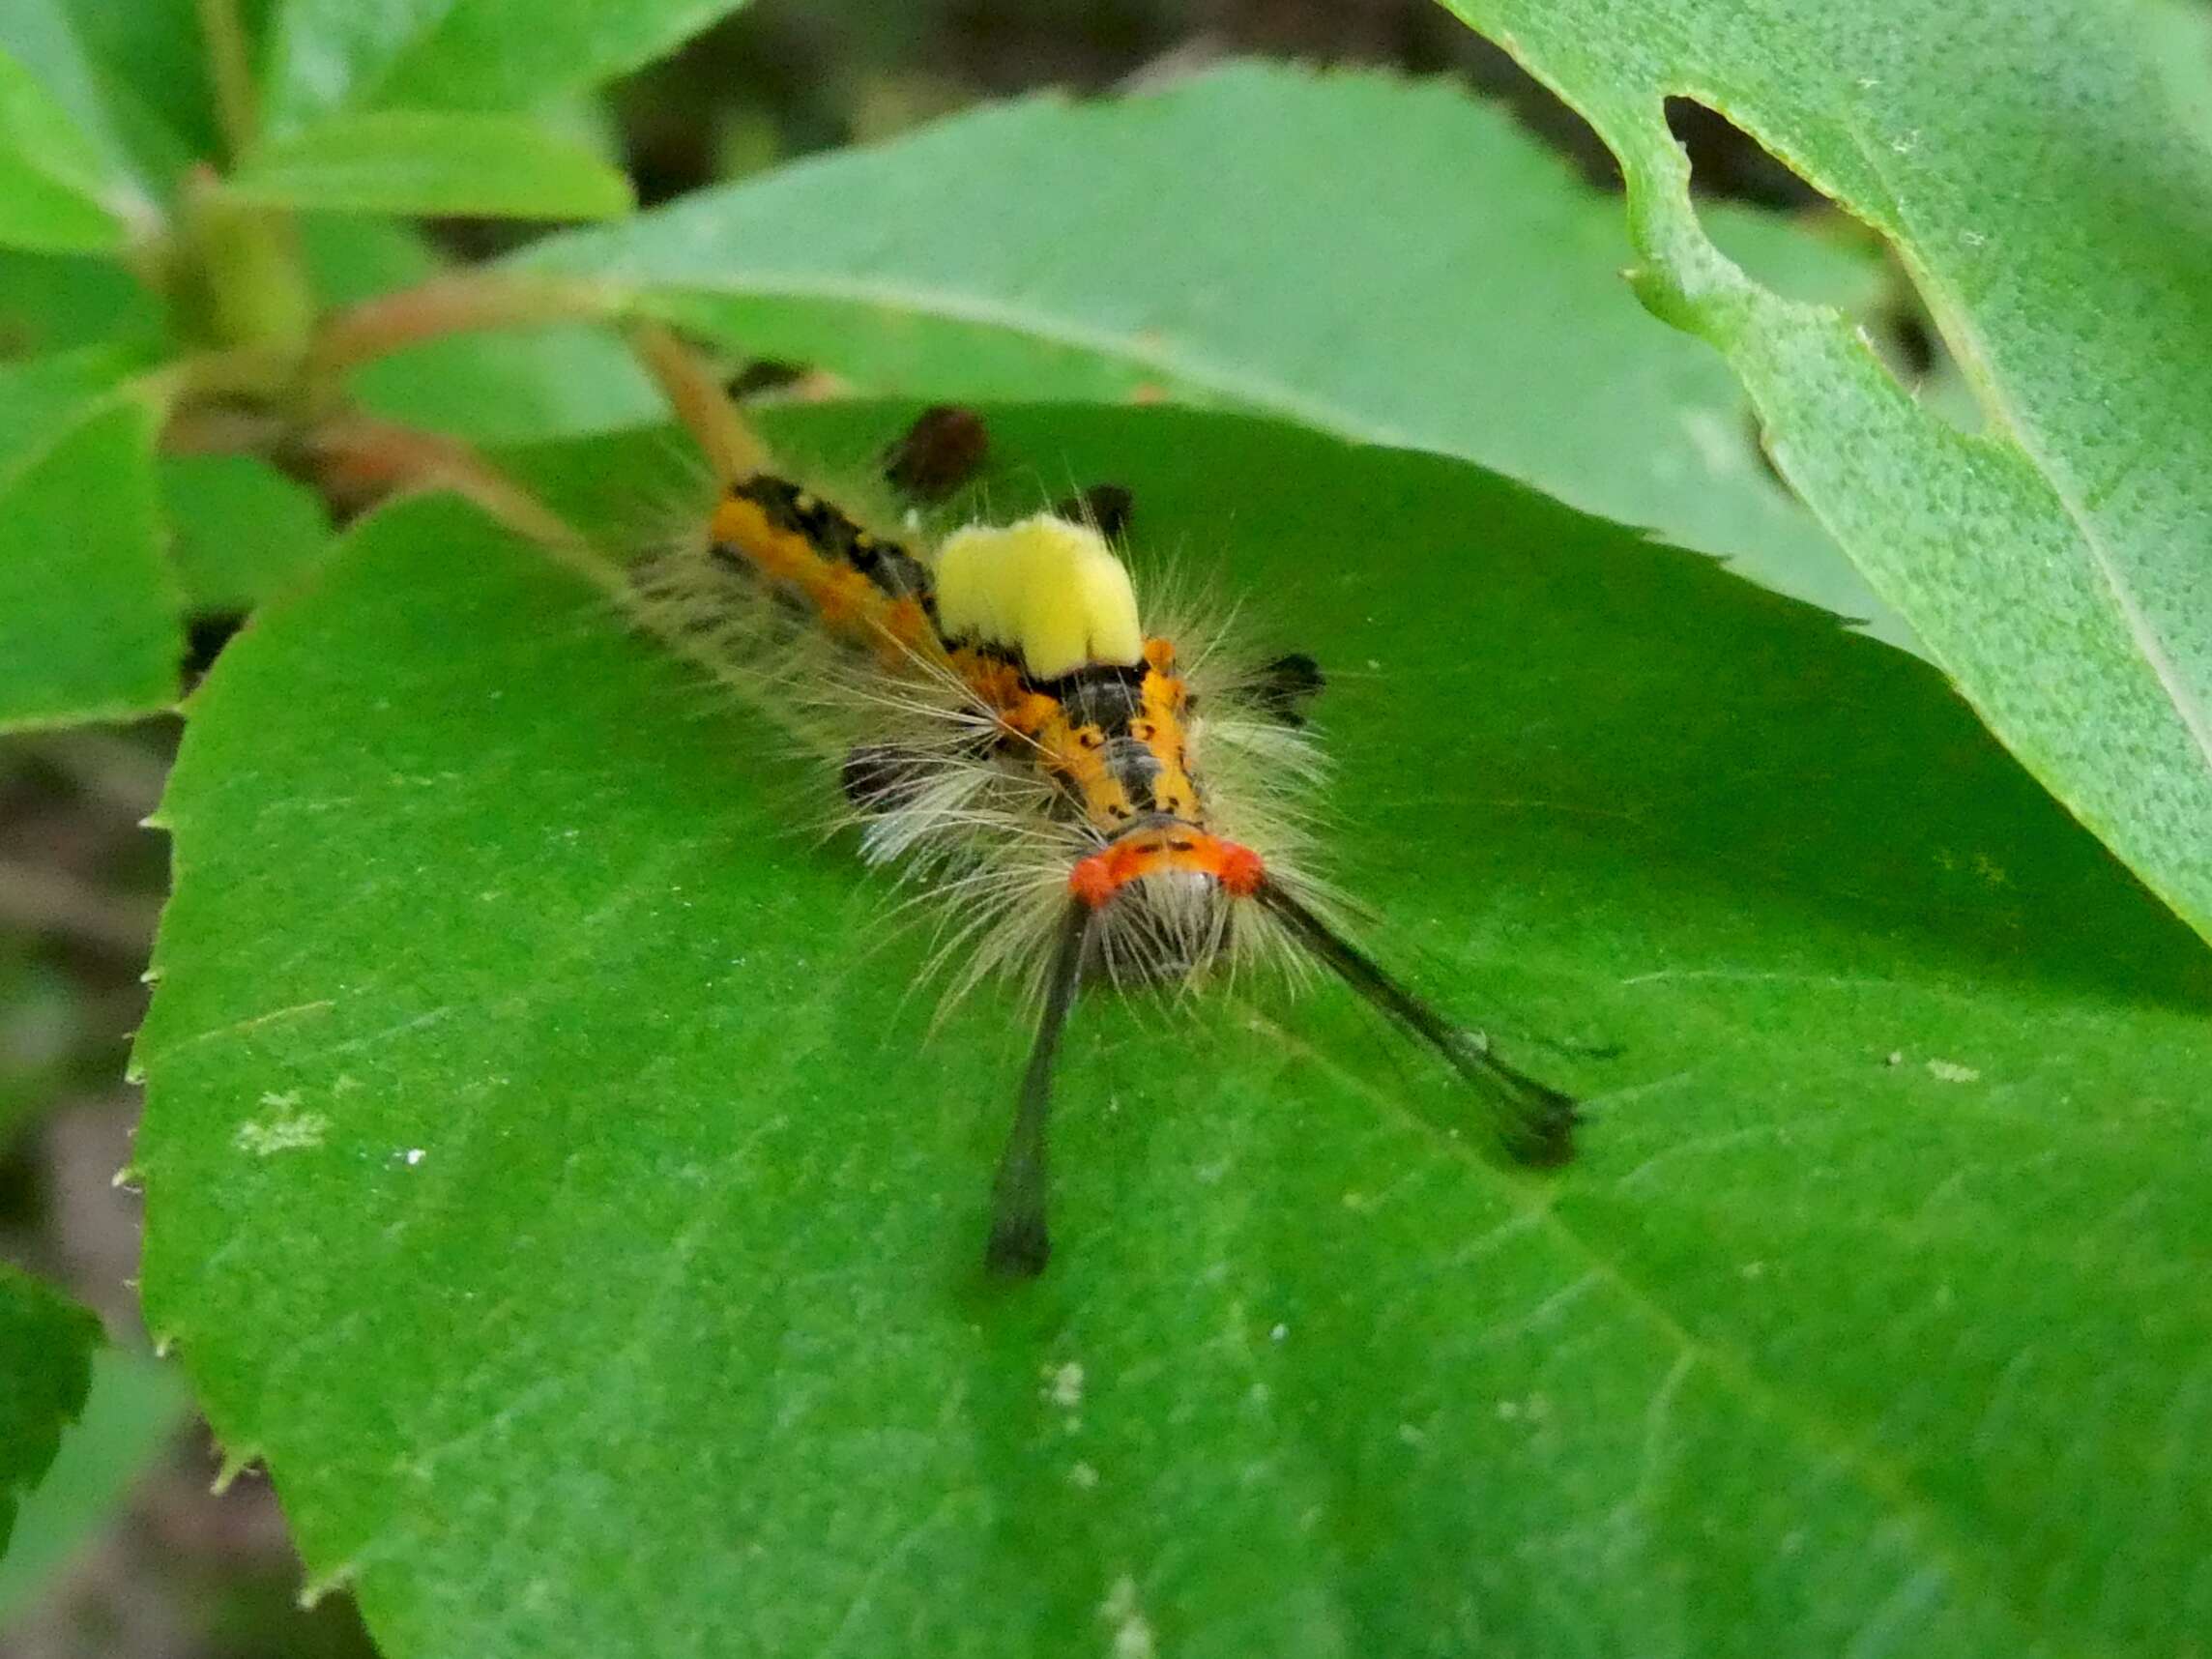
[
  {"left": 1105, "top": 737, "right": 1161, "bottom": 812},
  {"left": 1031, "top": 661, "right": 1145, "bottom": 728},
  {"left": 735, "top": 476, "right": 937, "bottom": 607},
  {"left": 1031, "top": 662, "right": 1164, "bottom": 814}
]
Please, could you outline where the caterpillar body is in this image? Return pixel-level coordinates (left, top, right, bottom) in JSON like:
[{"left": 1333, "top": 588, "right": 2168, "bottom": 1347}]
[{"left": 626, "top": 400, "right": 1578, "bottom": 1274}]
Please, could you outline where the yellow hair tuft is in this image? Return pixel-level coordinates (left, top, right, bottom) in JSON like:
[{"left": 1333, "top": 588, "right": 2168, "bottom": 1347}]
[{"left": 933, "top": 514, "right": 1143, "bottom": 679}]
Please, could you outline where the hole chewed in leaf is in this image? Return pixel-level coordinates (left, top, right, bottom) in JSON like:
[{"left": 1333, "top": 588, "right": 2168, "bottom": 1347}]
[{"left": 1663, "top": 94, "right": 1984, "bottom": 435}]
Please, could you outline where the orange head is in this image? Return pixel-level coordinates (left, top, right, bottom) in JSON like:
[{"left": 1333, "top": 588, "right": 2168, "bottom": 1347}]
[{"left": 1068, "top": 821, "right": 1266, "bottom": 910}]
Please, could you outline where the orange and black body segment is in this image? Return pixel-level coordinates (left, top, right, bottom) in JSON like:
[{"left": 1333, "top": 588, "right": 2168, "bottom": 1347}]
[
  {"left": 688, "top": 416, "right": 1579, "bottom": 1279},
  {"left": 707, "top": 474, "right": 941, "bottom": 664}
]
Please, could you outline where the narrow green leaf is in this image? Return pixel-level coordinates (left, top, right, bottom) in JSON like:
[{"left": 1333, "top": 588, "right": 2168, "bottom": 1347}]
[
  {"left": 0, "top": 1267, "right": 99, "bottom": 1559},
  {"left": 229, "top": 111, "right": 632, "bottom": 219},
  {"left": 512, "top": 64, "right": 1915, "bottom": 652},
  {"left": 1427, "top": 0, "right": 2212, "bottom": 948},
  {"left": 0, "top": 1350, "right": 190, "bottom": 1623},
  {"left": 161, "top": 452, "right": 332, "bottom": 613},
  {"left": 263, "top": 0, "right": 753, "bottom": 132},
  {"left": 0, "top": 50, "right": 130, "bottom": 252},
  {"left": 0, "top": 372, "right": 181, "bottom": 731},
  {"left": 138, "top": 406, "right": 2212, "bottom": 1656},
  {"left": 46, "top": 0, "right": 262, "bottom": 170},
  {"left": 0, "top": 0, "right": 160, "bottom": 233}
]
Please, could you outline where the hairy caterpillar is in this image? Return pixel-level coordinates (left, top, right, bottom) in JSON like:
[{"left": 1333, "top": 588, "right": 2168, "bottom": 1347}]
[{"left": 622, "top": 390, "right": 1579, "bottom": 1275}]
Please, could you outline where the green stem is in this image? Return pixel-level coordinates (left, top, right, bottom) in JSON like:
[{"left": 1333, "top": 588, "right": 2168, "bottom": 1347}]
[
  {"left": 171, "top": 172, "right": 315, "bottom": 364},
  {"left": 194, "top": 0, "right": 260, "bottom": 162}
]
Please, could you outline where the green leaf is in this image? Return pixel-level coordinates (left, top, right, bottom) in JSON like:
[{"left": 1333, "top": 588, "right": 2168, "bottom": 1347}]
[
  {"left": 512, "top": 63, "right": 1916, "bottom": 653},
  {"left": 0, "top": 249, "right": 161, "bottom": 353},
  {"left": 1425, "top": 2, "right": 2212, "bottom": 951},
  {"left": 0, "top": 1267, "right": 99, "bottom": 1559},
  {"left": 137, "top": 405, "right": 2212, "bottom": 1656},
  {"left": 300, "top": 216, "right": 665, "bottom": 443},
  {"left": 161, "top": 452, "right": 332, "bottom": 613},
  {"left": 0, "top": 343, "right": 141, "bottom": 462},
  {"left": 262, "top": 0, "right": 754, "bottom": 133},
  {"left": 0, "top": 1349, "right": 190, "bottom": 1623},
  {"left": 0, "top": 357, "right": 181, "bottom": 730},
  {"left": 0, "top": 1, "right": 160, "bottom": 233},
  {"left": 230, "top": 111, "right": 633, "bottom": 220},
  {"left": 45, "top": 0, "right": 265, "bottom": 171},
  {"left": 0, "top": 49, "right": 131, "bottom": 252}
]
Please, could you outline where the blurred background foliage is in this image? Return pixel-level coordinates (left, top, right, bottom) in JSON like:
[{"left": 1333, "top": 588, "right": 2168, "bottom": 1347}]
[{"left": 1, "top": 0, "right": 2203, "bottom": 1653}]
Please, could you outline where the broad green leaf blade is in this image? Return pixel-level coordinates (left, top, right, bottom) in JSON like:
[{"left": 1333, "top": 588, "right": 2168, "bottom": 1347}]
[
  {"left": 301, "top": 217, "right": 665, "bottom": 443},
  {"left": 230, "top": 111, "right": 632, "bottom": 219},
  {"left": 0, "top": 344, "right": 141, "bottom": 462},
  {"left": 1430, "top": 1, "right": 2212, "bottom": 948},
  {"left": 0, "top": 1350, "right": 189, "bottom": 1624},
  {"left": 0, "top": 361, "right": 180, "bottom": 730},
  {"left": 0, "top": 1, "right": 160, "bottom": 235},
  {"left": 161, "top": 453, "right": 332, "bottom": 613},
  {"left": 138, "top": 406, "right": 2212, "bottom": 1656},
  {"left": 0, "top": 249, "right": 161, "bottom": 353},
  {"left": 0, "top": 49, "right": 131, "bottom": 252},
  {"left": 512, "top": 63, "right": 1917, "bottom": 654},
  {"left": 0, "top": 1267, "right": 99, "bottom": 1558},
  {"left": 262, "top": 0, "right": 753, "bottom": 133}
]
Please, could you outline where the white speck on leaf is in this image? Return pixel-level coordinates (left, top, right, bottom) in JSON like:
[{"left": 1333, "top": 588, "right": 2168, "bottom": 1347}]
[
  {"left": 235, "top": 1105, "right": 328, "bottom": 1155},
  {"left": 1927, "top": 1059, "right": 1981, "bottom": 1084},
  {"left": 1269, "top": 1323, "right": 1288, "bottom": 1343},
  {"left": 1068, "top": 1461, "right": 1099, "bottom": 1490},
  {"left": 1099, "top": 1575, "right": 1157, "bottom": 1659},
  {"left": 403, "top": 1148, "right": 426, "bottom": 1166},
  {"left": 1047, "top": 1362, "right": 1085, "bottom": 1409}
]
